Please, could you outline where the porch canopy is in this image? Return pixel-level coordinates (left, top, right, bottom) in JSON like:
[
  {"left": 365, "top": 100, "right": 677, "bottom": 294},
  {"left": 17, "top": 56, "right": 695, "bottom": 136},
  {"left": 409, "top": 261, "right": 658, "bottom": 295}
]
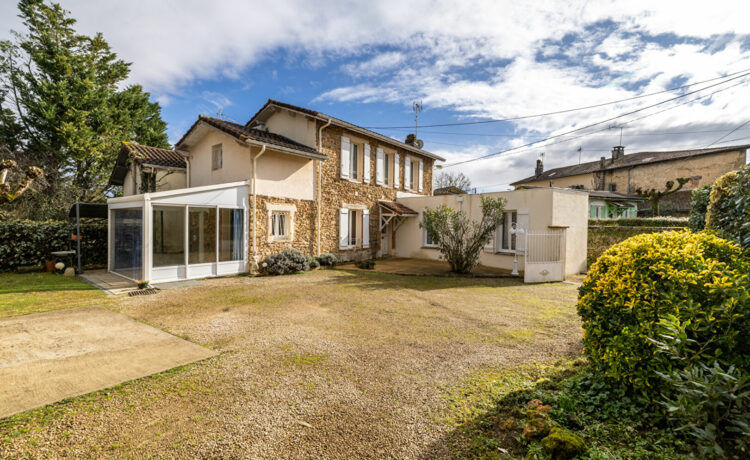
[
  {"left": 107, "top": 181, "right": 249, "bottom": 283},
  {"left": 378, "top": 200, "right": 418, "bottom": 231}
]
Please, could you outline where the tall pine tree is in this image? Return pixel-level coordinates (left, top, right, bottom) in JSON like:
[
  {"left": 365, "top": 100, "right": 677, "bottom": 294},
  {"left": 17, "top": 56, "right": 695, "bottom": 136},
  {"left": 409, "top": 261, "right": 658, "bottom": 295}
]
[{"left": 0, "top": 0, "right": 169, "bottom": 218}]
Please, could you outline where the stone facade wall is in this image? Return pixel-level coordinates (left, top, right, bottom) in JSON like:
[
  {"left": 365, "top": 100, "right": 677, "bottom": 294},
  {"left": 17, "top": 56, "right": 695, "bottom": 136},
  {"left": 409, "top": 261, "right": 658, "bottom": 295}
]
[
  {"left": 318, "top": 126, "right": 433, "bottom": 261},
  {"left": 251, "top": 194, "right": 316, "bottom": 262},
  {"left": 248, "top": 124, "right": 436, "bottom": 264}
]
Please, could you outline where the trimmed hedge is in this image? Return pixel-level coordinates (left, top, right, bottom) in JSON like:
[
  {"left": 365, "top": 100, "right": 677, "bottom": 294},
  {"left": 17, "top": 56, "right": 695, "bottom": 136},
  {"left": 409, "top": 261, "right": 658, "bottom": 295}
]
[
  {"left": 578, "top": 231, "right": 750, "bottom": 394},
  {"left": 706, "top": 164, "right": 750, "bottom": 248},
  {"left": 0, "top": 219, "right": 107, "bottom": 271},
  {"left": 688, "top": 185, "right": 712, "bottom": 232},
  {"left": 589, "top": 217, "right": 688, "bottom": 228}
]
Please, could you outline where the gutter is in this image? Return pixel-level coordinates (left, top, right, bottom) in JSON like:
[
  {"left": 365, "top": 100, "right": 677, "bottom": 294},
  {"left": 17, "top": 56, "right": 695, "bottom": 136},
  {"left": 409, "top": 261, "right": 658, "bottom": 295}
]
[
  {"left": 251, "top": 144, "right": 267, "bottom": 269},
  {"left": 317, "top": 118, "right": 332, "bottom": 256}
]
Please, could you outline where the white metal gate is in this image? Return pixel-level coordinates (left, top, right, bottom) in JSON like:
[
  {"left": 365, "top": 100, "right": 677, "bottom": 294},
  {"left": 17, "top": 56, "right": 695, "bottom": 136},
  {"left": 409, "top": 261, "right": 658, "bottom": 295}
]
[{"left": 524, "top": 229, "right": 565, "bottom": 283}]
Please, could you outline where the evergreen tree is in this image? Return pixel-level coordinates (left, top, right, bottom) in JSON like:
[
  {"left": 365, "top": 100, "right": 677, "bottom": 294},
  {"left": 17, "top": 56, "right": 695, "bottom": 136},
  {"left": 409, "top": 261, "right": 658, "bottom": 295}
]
[{"left": 0, "top": 0, "right": 169, "bottom": 217}]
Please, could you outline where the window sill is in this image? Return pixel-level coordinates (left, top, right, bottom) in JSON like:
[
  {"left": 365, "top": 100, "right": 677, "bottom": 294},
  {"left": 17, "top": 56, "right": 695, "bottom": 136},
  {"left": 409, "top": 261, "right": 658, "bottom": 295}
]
[
  {"left": 270, "top": 237, "right": 292, "bottom": 243},
  {"left": 495, "top": 250, "right": 517, "bottom": 255},
  {"left": 421, "top": 245, "right": 439, "bottom": 250}
]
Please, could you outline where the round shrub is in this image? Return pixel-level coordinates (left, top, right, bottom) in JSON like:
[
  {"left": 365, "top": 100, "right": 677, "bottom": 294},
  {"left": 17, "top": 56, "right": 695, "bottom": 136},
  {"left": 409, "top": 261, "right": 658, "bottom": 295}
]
[
  {"left": 578, "top": 231, "right": 750, "bottom": 394},
  {"left": 687, "top": 185, "right": 712, "bottom": 232},
  {"left": 315, "top": 253, "right": 338, "bottom": 267},
  {"left": 260, "top": 248, "right": 312, "bottom": 275},
  {"left": 706, "top": 164, "right": 750, "bottom": 248}
]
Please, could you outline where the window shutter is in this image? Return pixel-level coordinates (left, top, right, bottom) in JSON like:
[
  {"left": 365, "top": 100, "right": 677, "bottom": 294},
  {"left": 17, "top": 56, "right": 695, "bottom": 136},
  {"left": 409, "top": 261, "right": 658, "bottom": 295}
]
[
  {"left": 363, "top": 144, "right": 371, "bottom": 183},
  {"left": 418, "top": 160, "right": 424, "bottom": 192},
  {"left": 362, "top": 209, "right": 370, "bottom": 248},
  {"left": 339, "top": 208, "right": 349, "bottom": 249},
  {"left": 376, "top": 148, "right": 385, "bottom": 185},
  {"left": 394, "top": 153, "right": 400, "bottom": 188},
  {"left": 340, "top": 136, "right": 350, "bottom": 179},
  {"left": 404, "top": 157, "right": 412, "bottom": 189}
]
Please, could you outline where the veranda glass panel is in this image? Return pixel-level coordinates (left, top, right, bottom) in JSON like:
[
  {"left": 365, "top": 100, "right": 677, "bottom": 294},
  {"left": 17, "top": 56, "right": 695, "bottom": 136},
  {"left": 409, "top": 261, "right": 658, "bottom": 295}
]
[
  {"left": 153, "top": 206, "right": 185, "bottom": 267},
  {"left": 188, "top": 207, "right": 216, "bottom": 264},
  {"left": 219, "top": 208, "right": 244, "bottom": 261},
  {"left": 111, "top": 208, "right": 143, "bottom": 280}
]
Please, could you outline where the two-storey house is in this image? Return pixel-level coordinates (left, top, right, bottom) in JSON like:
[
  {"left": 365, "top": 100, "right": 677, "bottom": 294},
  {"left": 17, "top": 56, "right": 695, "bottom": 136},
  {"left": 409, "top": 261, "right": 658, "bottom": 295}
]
[{"left": 107, "top": 99, "right": 443, "bottom": 283}]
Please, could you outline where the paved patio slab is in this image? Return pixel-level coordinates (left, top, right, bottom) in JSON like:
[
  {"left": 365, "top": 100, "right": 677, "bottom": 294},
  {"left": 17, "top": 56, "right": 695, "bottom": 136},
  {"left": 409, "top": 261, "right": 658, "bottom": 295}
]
[{"left": 0, "top": 306, "right": 217, "bottom": 419}]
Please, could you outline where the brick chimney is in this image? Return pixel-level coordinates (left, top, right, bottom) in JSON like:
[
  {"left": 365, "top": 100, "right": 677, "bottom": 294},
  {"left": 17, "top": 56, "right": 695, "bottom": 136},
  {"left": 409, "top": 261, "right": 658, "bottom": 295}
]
[
  {"left": 611, "top": 145, "right": 625, "bottom": 161},
  {"left": 535, "top": 159, "right": 544, "bottom": 177}
]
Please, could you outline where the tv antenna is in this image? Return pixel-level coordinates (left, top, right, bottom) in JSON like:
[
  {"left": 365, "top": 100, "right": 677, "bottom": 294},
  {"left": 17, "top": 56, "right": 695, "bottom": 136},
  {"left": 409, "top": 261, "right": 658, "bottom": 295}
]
[
  {"left": 413, "top": 100, "right": 423, "bottom": 139},
  {"left": 608, "top": 123, "right": 626, "bottom": 145},
  {"left": 577, "top": 146, "right": 582, "bottom": 164},
  {"left": 215, "top": 109, "right": 238, "bottom": 124}
]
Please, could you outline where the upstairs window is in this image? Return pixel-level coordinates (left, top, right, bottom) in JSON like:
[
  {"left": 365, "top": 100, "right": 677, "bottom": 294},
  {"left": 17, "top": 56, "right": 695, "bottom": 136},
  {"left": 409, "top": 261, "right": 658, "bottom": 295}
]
[
  {"left": 608, "top": 183, "right": 617, "bottom": 192},
  {"left": 212, "top": 144, "right": 223, "bottom": 170},
  {"left": 384, "top": 153, "right": 390, "bottom": 185}
]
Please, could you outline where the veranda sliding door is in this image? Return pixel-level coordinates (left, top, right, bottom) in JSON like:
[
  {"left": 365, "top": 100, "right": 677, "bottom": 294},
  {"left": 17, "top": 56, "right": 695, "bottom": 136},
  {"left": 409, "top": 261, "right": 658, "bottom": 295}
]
[{"left": 111, "top": 208, "right": 143, "bottom": 281}]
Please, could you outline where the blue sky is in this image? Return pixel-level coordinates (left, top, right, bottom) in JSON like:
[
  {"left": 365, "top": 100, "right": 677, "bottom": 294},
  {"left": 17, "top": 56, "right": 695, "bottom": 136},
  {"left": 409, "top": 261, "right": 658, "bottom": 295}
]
[{"left": 2, "top": 0, "right": 749, "bottom": 191}]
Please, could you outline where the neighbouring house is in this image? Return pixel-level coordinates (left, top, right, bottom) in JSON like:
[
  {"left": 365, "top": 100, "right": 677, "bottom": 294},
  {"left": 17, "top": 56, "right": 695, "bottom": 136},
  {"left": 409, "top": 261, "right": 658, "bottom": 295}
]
[
  {"left": 106, "top": 99, "right": 588, "bottom": 284},
  {"left": 511, "top": 144, "right": 748, "bottom": 217},
  {"left": 433, "top": 185, "right": 466, "bottom": 195}
]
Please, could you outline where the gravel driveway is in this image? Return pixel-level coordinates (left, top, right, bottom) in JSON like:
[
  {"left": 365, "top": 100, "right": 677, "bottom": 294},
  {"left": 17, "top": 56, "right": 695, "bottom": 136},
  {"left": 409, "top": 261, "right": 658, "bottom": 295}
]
[{"left": 0, "top": 270, "right": 582, "bottom": 459}]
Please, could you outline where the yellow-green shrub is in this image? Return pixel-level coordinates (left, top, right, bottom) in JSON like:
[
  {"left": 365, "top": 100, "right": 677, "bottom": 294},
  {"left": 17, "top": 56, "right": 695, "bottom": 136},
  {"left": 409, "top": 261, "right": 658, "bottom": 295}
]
[
  {"left": 706, "top": 164, "right": 750, "bottom": 248},
  {"left": 577, "top": 231, "right": 750, "bottom": 394}
]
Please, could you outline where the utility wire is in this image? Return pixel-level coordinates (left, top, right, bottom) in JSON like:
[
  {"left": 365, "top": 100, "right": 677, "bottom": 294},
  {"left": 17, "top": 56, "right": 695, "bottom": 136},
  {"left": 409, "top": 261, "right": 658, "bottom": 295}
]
[
  {"left": 706, "top": 119, "right": 750, "bottom": 147},
  {"left": 364, "top": 67, "right": 750, "bottom": 129},
  {"left": 442, "top": 73, "right": 750, "bottom": 168},
  {"left": 438, "top": 79, "right": 748, "bottom": 168}
]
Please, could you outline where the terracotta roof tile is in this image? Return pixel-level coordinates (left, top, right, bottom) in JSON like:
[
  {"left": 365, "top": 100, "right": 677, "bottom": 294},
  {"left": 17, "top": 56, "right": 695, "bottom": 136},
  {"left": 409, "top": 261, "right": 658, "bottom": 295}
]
[
  {"left": 379, "top": 200, "right": 419, "bottom": 216},
  {"left": 123, "top": 143, "right": 186, "bottom": 168},
  {"left": 176, "top": 115, "right": 325, "bottom": 159}
]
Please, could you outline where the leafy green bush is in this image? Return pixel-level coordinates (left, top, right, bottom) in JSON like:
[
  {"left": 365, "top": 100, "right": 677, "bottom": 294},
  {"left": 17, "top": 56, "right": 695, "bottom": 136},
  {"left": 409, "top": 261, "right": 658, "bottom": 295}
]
[
  {"left": 706, "top": 164, "right": 750, "bottom": 248},
  {"left": 578, "top": 231, "right": 750, "bottom": 394},
  {"left": 650, "top": 315, "right": 750, "bottom": 457},
  {"left": 0, "top": 219, "right": 107, "bottom": 271},
  {"left": 315, "top": 253, "right": 337, "bottom": 267},
  {"left": 589, "top": 217, "right": 688, "bottom": 228},
  {"left": 688, "top": 185, "right": 712, "bottom": 232},
  {"left": 309, "top": 257, "right": 320, "bottom": 269},
  {"left": 260, "top": 248, "right": 312, "bottom": 275}
]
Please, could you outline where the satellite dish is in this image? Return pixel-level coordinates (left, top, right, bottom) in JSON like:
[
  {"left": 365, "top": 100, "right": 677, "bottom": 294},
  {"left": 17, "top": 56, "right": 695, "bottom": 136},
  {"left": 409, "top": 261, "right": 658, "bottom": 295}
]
[{"left": 416, "top": 139, "right": 424, "bottom": 149}]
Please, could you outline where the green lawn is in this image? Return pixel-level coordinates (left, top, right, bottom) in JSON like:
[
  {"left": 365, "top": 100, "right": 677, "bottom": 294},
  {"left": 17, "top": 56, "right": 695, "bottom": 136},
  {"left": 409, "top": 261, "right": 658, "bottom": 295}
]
[{"left": 0, "top": 272, "right": 112, "bottom": 318}]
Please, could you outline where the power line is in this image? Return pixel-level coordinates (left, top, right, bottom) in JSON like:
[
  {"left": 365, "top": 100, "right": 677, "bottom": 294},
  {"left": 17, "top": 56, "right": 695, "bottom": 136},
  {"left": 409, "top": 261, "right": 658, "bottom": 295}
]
[
  {"left": 364, "top": 67, "right": 750, "bottom": 130},
  {"left": 706, "top": 119, "right": 750, "bottom": 147},
  {"left": 442, "top": 73, "right": 750, "bottom": 168}
]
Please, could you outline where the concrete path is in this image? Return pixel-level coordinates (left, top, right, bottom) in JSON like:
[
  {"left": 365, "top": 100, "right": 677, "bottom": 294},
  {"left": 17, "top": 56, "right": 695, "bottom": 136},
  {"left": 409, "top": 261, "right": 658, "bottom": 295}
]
[
  {"left": 0, "top": 306, "right": 217, "bottom": 419},
  {"left": 78, "top": 270, "right": 137, "bottom": 295}
]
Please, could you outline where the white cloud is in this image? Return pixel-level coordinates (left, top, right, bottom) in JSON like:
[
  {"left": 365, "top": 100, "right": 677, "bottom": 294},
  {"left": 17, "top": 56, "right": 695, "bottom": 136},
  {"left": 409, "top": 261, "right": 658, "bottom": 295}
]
[{"left": 2, "top": 0, "right": 749, "bottom": 188}]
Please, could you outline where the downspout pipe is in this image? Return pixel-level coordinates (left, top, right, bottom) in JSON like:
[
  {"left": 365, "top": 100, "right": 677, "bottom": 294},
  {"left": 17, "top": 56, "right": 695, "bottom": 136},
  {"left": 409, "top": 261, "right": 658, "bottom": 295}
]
[
  {"left": 317, "top": 118, "right": 332, "bottom": 256},
  {"left": 252, "top": 144, "right": 267, "bottom": 269},
  {"left": 176, "top": 150, "right": 191, "bottom": 188}
]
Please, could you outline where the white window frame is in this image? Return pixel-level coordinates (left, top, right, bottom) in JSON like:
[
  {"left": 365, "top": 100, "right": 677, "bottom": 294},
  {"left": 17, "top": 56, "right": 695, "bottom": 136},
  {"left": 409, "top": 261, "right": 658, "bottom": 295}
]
[
  {"left": 350, "top": 142, "right": 359, "bottom": 180},
  {"left": 212, "top": 144, "right": 223, "bottom": 170},
  {"left": 496, "top": 210, "right": 517, "bottom": 254},
  {"left": 267, "top": 203, "right": 296, "bottom": 242},
  {"left": 423, "top": 228, "right": 438, "bottom": 248}
]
